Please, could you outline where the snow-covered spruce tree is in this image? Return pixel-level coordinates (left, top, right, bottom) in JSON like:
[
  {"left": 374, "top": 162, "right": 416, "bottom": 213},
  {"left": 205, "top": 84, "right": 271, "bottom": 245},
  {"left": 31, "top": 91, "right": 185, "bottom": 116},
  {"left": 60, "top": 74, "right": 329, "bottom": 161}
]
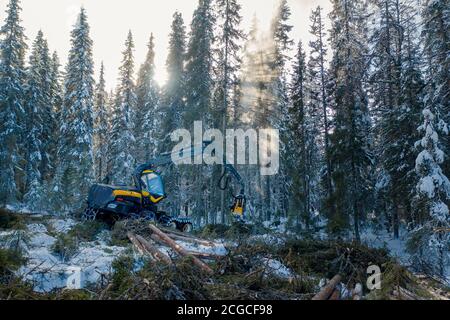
[
  {"left": 53, "top": 8, "right": 95, "bottom": 211},
  {"left": 268, "top": 0, "right": 293, "bottom": 221},
  {"left": 0, "top": 0, "right": 27, "bottom": 205},
  {"left": 93, "top": 63, "right": 109, "bottom": 182},
  {"left": 407, "top": 0, "right": 450, "bottom": 277},
  {"left": 158, "top": 12, "right": 187, "bottom": 216},
  {"left": 308, "top": 6, "right": 333, "bottom": 209},
  {"left": 213, "top": 0, "right": 245, "bottom": 223},
  {"left": 411, "top": 107, "right": 450, "bottom": 277},
  {"left": 109, "top": 31, "right": 137, "bottom": 185},
  {"left": 47, "top": 51, "right": 63, "bottom": 181},
  {"left": 270, "top": 0, "right": 293, "bottom": 73},
  {"left": 135, "top": 34, "right": 160, "bottom": 164},
  {"left": 397, "top": 3, "right": 427, "bottom": 227},
  {"left": 23, "top": 31, "right": 53, "bottom": 207},
  {"left": 287, "top": 41, "right": 317, "bottom": 229},
  {"left": 160, "top": 12, "right": 186, "bottom": 150},
  {"left": 104, "top": 89, "right": 116, "bottom": 181},
  {"left": 326, "top": 0, "right": 374, "bottom": 241},
  {"left": 36, "top": 38, "right": 54, "bottom": 185},
  {"left": 184, "top": 0, "right": 216, "bottom": 127},
  {"left": 183, "top": 0, "right": 216, "bottom": 223},
  {"left": 421, "top": 0, "right": 450, "bottom": 180},
  {"left": 369, "top": 0, "right": 401, "bottom": 235},
  {"left": 369, "top": 0, "right": 424, "bottom": 238},
  {"left": 239, "top": 15, "right": 275, "bottom": 220}
]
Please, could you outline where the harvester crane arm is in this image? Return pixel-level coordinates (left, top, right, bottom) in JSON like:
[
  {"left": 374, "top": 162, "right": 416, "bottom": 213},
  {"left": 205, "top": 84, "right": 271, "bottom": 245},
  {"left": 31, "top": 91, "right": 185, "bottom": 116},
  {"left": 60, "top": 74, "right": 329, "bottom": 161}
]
[
  {"left": 133, "top": 141, "right": 247, "bottom": 219},
  {"left": 219, "top": 164, "right": 245, "bottom": 195},
  {"left": 133, "top": 143, "right": 207, "bottom": 187}
]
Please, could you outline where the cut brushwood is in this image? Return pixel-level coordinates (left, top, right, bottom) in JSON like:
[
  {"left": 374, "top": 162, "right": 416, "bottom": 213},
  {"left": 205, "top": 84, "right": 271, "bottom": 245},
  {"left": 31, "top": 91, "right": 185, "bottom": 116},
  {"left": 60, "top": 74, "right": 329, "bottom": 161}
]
[
  {"left": 312, "top": 275, "right": 342, "bottom": 300},
  {"left": 149, "top": 224, "right": 214, "bottom": 274},
  {"left": 392, "top": 287, "right": 420, "bottom": 300}
]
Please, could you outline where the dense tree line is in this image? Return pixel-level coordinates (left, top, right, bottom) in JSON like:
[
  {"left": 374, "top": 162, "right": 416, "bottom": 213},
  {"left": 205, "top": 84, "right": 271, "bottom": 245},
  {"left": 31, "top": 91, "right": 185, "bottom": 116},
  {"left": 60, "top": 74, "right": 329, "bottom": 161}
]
[{"left": 0, "top": 0, "right": 448, "bottom": 276}]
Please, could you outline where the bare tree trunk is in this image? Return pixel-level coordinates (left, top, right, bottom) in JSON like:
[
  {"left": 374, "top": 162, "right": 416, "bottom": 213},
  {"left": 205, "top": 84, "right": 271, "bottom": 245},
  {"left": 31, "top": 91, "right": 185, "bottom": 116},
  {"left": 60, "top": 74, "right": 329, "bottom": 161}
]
[{"left": 393, "top": 197, "right": 400, "bottom": 239}]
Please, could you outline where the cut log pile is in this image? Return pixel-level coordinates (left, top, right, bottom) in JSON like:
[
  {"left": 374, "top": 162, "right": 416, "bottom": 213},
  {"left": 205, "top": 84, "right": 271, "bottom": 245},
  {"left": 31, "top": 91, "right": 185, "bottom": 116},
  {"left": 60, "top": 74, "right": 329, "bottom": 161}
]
[
  {"left": 312, "top": 275, "right": 366, "bottom": 301},
  {"left": 312, "top": 275, "right": 342, "bottom": 300},
  {"left": 125, "top": 225, "right": 449, "bottom": 301},
  {"left": 127, "top": 224, "right": 218, "bottom": 275}
]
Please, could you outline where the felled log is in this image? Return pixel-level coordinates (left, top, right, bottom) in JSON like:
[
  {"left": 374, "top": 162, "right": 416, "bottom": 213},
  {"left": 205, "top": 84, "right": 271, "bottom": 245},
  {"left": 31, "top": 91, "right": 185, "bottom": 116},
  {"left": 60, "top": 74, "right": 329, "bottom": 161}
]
[
  {"left": 329, "top": 288, "right": 341, "bottom": 300},
  {"left": 135, "top": 234, "right": 172, "bottom": 265},
  {"left": 188, "top": 251, "right": 222, "bottom": 260},
  {"left": 128, "top": 232, "right": 171, "bottom": 265},
  {"left": 128, "top": 232, "right": 149, "bottom": 257},
  {"left": 312, "top": 275, "right": 342, "bottom": 300},
  {"left": 166, "top": 232, "right": 216, "bottom": 247},
  {"left": 150, "top": 230, "right": 219, "bottom": 261},
  {"left": 352, "top": 283, "right": 363, "bottom": 300},
  {"left": 158, "top": 226, "right": 214, "bottom": 244},
  {"left": 149, "top": 232, "right": 167, "bottom": 246},
  {"left": 149, "top": 224, "right": 214, "bottom": 274}
]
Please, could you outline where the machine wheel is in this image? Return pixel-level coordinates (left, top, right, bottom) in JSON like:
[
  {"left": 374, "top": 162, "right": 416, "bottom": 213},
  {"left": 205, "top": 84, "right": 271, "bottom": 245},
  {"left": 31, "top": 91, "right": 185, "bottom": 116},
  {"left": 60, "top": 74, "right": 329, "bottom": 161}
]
[
  {"left": 82, "top": 207, "right": 98, "bottom": 221},
  {"left": 182, "top": 222, "right": 193, "bottom": 233},
  {"left": 169, "top": 221, "right": 178, "bottom": 230},
  {"left": 142, "top": 211, "right": 156, "bottom": 222}
]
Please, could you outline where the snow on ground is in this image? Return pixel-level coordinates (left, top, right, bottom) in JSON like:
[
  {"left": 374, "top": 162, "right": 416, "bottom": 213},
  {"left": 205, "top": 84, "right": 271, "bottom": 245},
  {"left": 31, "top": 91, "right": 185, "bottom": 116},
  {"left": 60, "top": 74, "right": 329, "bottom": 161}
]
[
  {"left": 5, "top": 204, "right": 51, "bottom": 216},
  {"left": 249, "top": 234, "right": 286, "bottom": 247},
  {"left": 260, "top": 258, "right": 294, "bottom": 279},
  {"left": 150, "top": 237, "right": 228, "bottom": 261},
  {"left": 2, "top": 217, "right": 229, "bottom": 293},
  {"left": 360, "top": 227, "right": 411, "bottom": 265},
  {"left": 2, "top": 214, "right": 447, "bottom": 292},
  {"left": 263, "top": 217, "right": 289, "bottom": 234},
  {"left": 175, "top": 240, "right": 228, "bottom": 256},
  {"left": 49, "top": 218, "right": 77, "bottom": 234},
  {"left": 1, "top": 219, "right": 128, "bottom": 293},
  {"left": 69, "top": 243, "right": 127, "bottom": 287}
]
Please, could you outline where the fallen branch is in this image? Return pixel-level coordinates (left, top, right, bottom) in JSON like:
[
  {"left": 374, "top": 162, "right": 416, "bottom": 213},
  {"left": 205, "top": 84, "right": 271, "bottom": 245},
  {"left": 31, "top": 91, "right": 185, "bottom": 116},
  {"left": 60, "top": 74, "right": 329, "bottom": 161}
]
[
  {"left": 149, "top": 224, "right": 214, "bottom": 274},
  {"left": 393, "top": 286, "right": 419, "bottom": 300},
  {"left": 99, "top": 283, "right": 113, "bottom": 300},
  {"left": 312, "top": 275, "right": 342, "bottom": 300}
]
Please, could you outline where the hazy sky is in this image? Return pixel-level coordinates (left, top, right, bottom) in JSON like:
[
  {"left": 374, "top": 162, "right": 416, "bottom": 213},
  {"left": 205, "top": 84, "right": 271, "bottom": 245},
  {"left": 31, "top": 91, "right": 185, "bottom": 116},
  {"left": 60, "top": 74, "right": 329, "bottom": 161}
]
[{"left": 0, "top": 0, "right": 332, "bottom": 88}]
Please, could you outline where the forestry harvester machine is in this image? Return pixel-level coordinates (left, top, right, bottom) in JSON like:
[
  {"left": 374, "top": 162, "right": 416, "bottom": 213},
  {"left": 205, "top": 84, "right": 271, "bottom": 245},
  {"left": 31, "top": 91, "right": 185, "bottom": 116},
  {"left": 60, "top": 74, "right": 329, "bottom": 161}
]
[{"left": 83, "top": 142, "right": 247, "bottom": 233}]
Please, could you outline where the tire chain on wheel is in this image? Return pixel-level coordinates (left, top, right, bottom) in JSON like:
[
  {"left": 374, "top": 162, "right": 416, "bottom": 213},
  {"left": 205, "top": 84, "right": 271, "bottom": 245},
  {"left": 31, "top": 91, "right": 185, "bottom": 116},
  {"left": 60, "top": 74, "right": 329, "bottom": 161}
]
[{"left": 83, "top": 207, "right": 98, "bottom": 221}]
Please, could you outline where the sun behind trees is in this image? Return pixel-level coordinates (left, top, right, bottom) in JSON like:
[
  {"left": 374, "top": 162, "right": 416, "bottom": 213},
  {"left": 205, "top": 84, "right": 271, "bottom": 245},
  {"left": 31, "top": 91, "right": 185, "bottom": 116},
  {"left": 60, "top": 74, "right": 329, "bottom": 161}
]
[{"left": 0, "top": 0, "right": 448, "bottom": 279}]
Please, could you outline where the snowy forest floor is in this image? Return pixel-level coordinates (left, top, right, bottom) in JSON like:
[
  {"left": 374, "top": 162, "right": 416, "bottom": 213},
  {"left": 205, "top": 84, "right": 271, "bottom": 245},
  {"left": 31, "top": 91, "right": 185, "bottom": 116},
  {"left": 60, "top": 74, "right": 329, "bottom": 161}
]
[{"left": 0, "top": 207, "right": 448, "bottom": 300}]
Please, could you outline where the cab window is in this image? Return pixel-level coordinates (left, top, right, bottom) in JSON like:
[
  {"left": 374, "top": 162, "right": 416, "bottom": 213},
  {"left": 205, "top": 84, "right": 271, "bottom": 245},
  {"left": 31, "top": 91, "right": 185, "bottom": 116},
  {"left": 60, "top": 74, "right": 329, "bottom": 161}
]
[{"left": 141, "top": 172, "right": 165, "bottom": 197}]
